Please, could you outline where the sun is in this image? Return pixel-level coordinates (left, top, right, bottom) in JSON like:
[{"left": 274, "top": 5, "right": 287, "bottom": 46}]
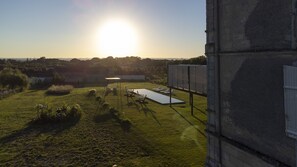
[{"left": 96, "top": 19, "right": 138, "bottom": 57}]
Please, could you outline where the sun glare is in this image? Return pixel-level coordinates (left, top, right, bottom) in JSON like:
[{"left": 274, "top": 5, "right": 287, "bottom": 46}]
[{"left": 96, "top": 19, "right": 138, "bottom": 57}]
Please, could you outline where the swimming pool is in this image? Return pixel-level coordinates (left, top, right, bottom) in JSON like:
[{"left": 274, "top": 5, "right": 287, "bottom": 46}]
[{"left": 132, "top": 89, "right": 184, "bottom": 105}]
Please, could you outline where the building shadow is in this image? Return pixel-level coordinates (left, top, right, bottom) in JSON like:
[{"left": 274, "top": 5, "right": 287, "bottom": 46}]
[
  {"left": 192, "top": 115, "right": 207, "bottom": 125},
  {"left": 193, "top": 106, "right": 207, "bottom": 115},
  {"left": 142, "top": 106, "right": 161, "bottom": 126},
  {"left": 132, "top": 101, "right": 161, "bottom": 126},
  {"left": 170, "top": 106, "right": 206, "bottom": 137}
]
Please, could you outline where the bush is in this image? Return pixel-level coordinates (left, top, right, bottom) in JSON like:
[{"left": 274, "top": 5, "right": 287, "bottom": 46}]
[
  {"left": 120, "top": 118, "right": 132, "bottom": 132},
  {"left": 88, "top": 89, "right": 97, "bottom": 96},
  {"left": 68, "top": 104, "right": 82, "bottom": 118},
  {"left": 46, "top": 85, "right": 73, "bottom": 95},
  {"left": 109, "top": 107, "right": 119, "bottom": 116},
  {"left": 112, "top": 88, "right": 117, "bottom": 95},
  {"left": 0, "top": 89, "right": 18, "bottom": 100},
  {"left": 108, "top": 107, "right": 131, "bottom": 132},
  {"left": 94, "top": 98, "right": 132, "bottom": 132},
  {"left": 34, "top": 103, "right": 82, "bottom": 123},
  {"left": 104, "top": 87, "right": 112, "bottom": 96},
  {"left": 95, "top": 96, "right": 103, "bottom": 102},
  {"left": 101, "top": 102, "right": 110, "bottom": 112},
  {"left": 0, "top": 67, "right": 29, "bottom": 90},
  {"left": 52, "top": 72, "right": 65, "bottom": 85},
  {"left": 95, "top": 96, "right": 106, "bottom": 112}
]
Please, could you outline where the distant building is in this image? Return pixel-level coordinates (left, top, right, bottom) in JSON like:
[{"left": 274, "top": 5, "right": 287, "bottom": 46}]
[
  {"left": 29, "top": 77, "right": 52, "bottom": 85},
  {"left": 206, "top": 0, "right": 297, "bottom": 166},
  {"left": 63, "top": 72, "right": 106, "bottom": 84},
  {"left": 115, "top": 75, "right": 145, "bottom": 81}
]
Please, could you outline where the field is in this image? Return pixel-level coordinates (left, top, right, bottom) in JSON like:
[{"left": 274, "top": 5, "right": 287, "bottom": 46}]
[{"left": 0, "top": 82, "right": 207, "bottom": 166}]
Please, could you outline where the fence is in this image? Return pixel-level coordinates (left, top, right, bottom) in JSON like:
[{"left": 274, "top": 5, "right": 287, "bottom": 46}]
[{"left": 168, "top": 65, "right": 207, "bottom": 95}]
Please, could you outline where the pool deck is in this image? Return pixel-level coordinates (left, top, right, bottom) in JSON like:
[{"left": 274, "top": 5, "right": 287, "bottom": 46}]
[{"left": 132, "top": 89, "right": 184, "bottom": 105}]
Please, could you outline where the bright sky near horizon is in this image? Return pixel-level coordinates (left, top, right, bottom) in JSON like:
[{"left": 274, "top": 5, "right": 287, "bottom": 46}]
[{"left": 0, "top": 0, "right": 206, "bottom": 59}]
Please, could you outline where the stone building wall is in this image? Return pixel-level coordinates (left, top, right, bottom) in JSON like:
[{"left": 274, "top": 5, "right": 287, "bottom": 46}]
[{"left": 206, "top": 0, "right": 297, "bottom": 166}]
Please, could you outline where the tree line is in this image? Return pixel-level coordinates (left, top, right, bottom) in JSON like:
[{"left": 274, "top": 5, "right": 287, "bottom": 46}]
[{"left": 0, "top": 56, "right": 207, "bottom": 88}]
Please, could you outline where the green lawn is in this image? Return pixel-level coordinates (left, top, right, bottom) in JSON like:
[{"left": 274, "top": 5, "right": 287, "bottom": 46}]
[{"left": 0, "top": 82, "right": 207, "bottom": 166}]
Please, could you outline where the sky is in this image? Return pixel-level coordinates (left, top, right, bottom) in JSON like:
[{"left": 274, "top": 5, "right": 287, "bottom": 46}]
[{"left": 0, "top": 0, "right": 206, "bottom": 59}]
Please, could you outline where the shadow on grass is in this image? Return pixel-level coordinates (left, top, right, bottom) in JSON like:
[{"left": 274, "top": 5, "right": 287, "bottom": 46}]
[
  {"left": 172, "top": 106, "right": 206, "bottom": 125},
  {"left": 170, "top": 106, "right": 206, "bottom": 137},
  {"left": 45, "top": 92, "right": 71, "bottom": 96},
  {"left": 94, "top": 112, "right": 132, "bottom": 132},
  {"left": 193, "top": 106, "right": 207, "bottom": 115},
  {"left": 0, "top": 118, "right": 80, "bottom": 144},
  {"left": 143, "top": 107, "right": 161, "bottom": 126},
  {"left": 192, "top": 115, "right": 207, "bottom": 125},
  {"left": 134, "top": 102, "right": 161, "bottom": 126},
  {"left": 26, "top": 90, "right": 40, "bottom": 93},
  {"left": 94, "top": 113, "right": 113, "bottom": 123}
]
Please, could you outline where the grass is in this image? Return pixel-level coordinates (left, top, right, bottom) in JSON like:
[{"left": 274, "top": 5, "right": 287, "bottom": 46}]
[{"left": 0, "top": 82, "right": 207, "bottom": 166}]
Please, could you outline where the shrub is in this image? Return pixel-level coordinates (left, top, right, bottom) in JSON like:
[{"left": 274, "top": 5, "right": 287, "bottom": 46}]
[
  {"left": 88, "top": 89, "right": 97, "bottom": 96},
  {"left": 46, "top": 85, "right": 73, "bottom": 95},
  {"left": 68, "top": 104, "right": 82, "bottom": 118},
  {"left": 109, "top": 107, "right": 119, "bottom": 116},
  {"left": 104, "top": 87, "right": 112, "bottom": 96},
  {"left": 108, "top": 107, "right": 131, "bottom": 132},
  {"left": 52, "top": 72, "right": 65, "bottom": 85},
  {"left": 95, "top": 96, "right": 103, "bottom": 102},
  {"left": 0, "top": 89, "right": 17, "bottom": 100},
  {"left": 94, "top": 98, "right": 132, "bottom": 132},
  {"left": 95, "top": 96, "right": 105, "bottom": 112},
  {"left": 0, "top": 67, "right": 29, "bottom": 90},
  {"left": 112, "top": 88, "right": 117, "bottom": 95},
  {"left": 34, "top": 103, "right": 82, "bottom": 123},
  {"left": 101, "top": 102, "right": 110, "bottom": 112},
  {"left": 120, "top": 118, "right": 132, "bottom": 132}
]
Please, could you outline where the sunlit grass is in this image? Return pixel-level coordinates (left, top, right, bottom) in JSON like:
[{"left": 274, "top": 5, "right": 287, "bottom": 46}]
[{"left": 0, "top": 82, "right": 207, "bottom": 166}]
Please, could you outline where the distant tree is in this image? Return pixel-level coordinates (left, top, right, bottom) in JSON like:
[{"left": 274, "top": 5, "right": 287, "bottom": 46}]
[
  {"left": 91, "top": 57, "right": 100, "bottom": 62},
  {"left": 38, "top": 56, "right": 46, "bottom": 60},
  {"left": 0, "top": 68, "right": 29, "bottom": 90},
  {"left": 52, "top": 72, "right": 65, "bottom": 84},
  {"left": 196, "top": 55, "right": 207, "bottom": 65},
  {"left": 70, "top": 58, "right": 81, "bottom": 63},
  {"left": 180, "top": 55, "right": 207, "bottom": 65}
]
